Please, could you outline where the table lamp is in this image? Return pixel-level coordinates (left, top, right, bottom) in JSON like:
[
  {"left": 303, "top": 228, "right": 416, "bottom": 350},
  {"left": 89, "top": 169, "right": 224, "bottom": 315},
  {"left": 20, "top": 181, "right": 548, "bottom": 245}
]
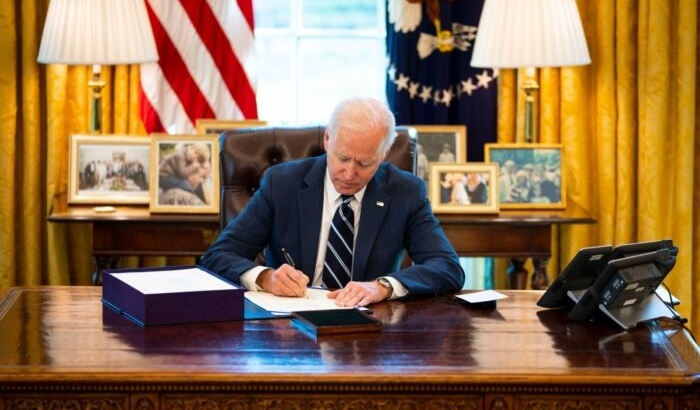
[
  {"left": 470, "top": 0, "right": 591, "bottom": 143},
  {"left": 37, "top": 0, "right": 159, "bottom": 134}
]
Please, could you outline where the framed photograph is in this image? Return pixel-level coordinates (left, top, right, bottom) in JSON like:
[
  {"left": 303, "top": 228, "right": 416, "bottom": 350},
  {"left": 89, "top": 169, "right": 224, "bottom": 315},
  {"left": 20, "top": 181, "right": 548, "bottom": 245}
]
[
  {"left": 485, "top": 143, "right": 565, "bottom": 209},
  {"left": 68, "top": 134, "right": 151, "bottom": 204},
  {"left": 149, "top": 134, "right": 220, "bottom": 214},
  {"left": 429, "top": 163, "right": 499, "bottom": 214},
  {"left": 408, "top": 125, "right": 467, "bottom": 187},
  {"left": 195, "top": 119, "right": 268, "bottom": 135}
]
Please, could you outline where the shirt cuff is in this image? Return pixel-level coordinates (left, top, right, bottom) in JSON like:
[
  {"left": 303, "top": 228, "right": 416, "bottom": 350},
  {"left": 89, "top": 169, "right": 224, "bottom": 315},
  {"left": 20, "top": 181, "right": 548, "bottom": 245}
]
[
  {"left": 240, "top": 265, "right": 271, "bottom": 291},
  {"left": 383, "top": 276, "right": 407, "bottom": 300}
]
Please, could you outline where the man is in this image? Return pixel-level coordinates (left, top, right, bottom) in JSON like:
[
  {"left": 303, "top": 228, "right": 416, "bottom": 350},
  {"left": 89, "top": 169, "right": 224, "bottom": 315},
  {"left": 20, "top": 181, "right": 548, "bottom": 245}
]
[
  {"left": 438, "top": 143, "right": 456, "bottom": 163},
  {"left": 416, "top": 143, "right": 429, "bottom": 182},
  {"left": 199, "top": 97, "right": 464, "bottom": 307},
  {"left": 498, "top": 159, "right": 517, "bottom": 202},
  {"left": 158, "top": 162, "right": 211, "bottom": 205}
]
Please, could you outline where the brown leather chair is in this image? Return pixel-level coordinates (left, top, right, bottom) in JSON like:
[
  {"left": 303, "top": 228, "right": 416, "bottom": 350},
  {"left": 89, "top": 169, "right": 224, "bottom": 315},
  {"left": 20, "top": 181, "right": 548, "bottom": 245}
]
[{"left": 218, "top": 125, "right": 417, "bottom": 230}]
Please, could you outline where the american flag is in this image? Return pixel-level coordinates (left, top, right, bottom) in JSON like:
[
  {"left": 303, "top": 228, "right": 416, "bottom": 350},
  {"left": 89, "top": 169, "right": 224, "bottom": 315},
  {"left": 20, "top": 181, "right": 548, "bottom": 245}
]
[
  {"left": 139, "top": 0, "right": 257, "bottom": 134},
  {"left": 386, "top": 0, "right": 497, "bottom": 162}
]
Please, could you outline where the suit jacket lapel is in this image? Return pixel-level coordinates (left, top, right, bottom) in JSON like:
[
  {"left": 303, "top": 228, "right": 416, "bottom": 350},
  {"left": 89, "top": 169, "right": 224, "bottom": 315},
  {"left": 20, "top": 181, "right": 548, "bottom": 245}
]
[
  {"left": 353, "top": 171, "right": 389, "bottom": 281},
  {"left": 298, "top": 156, "right": 326, "bottom": 274}
]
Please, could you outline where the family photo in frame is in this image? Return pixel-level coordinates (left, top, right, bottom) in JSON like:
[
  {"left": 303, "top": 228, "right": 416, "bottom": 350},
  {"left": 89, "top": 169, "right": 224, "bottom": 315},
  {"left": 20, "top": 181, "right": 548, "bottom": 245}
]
[
  {"left": 149, "top": 134, "right": 219, "bottom": 214},
  {"left": 429, "top": 163, "right": 499, "bottom": 214},
  {"left": 408, "top": 125, "right": 467, "bottom": 188},
  {"left": 68, "top": 134, "right": 151, "bottom": 205},
  {"left": 485, "top": 143, "right": 565, "bottom": 209}
]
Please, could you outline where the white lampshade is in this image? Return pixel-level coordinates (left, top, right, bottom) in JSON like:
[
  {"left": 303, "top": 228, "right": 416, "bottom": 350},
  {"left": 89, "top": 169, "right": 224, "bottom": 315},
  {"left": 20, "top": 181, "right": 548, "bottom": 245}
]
[
  {"left": 37, "top": 0, "right": 158, "bottom": 65},
  {"left": 471, "top": 0, "right": 590, "bottom": 68}
]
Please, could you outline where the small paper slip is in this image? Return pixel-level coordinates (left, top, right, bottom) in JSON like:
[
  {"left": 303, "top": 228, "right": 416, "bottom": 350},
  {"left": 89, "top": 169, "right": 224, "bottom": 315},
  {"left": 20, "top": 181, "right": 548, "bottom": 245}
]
[
  {"left": 455, "top": 290, "right": 508, "bottom": 304},
  {"left": 244, "top": 287, "right": 350, "bottom": 315}
]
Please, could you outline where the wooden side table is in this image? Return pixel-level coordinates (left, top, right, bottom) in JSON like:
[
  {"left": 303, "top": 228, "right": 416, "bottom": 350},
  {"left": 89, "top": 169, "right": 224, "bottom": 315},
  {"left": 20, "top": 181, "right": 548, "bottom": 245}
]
[
  {"left": 48, "top": 201, "right": 595, "bottom": 286},
  {"left": 436, "top": 200, "right": 595, "bottom": 288},
  {"left": 48, "top": 206, "right": 219, "bottom": 284}
]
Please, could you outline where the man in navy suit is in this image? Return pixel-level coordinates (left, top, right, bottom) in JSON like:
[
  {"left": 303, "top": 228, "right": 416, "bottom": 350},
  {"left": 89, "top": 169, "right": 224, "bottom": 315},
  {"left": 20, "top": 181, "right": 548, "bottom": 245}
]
[{"left": 199, "top": 97, "right": 464, "bottom": 307}]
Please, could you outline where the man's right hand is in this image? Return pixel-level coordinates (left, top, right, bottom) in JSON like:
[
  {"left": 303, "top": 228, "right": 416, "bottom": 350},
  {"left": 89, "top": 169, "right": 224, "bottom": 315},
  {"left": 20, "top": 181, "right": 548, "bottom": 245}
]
[{"left": 255, "top": 265, "right": 309, "bottom": 297}]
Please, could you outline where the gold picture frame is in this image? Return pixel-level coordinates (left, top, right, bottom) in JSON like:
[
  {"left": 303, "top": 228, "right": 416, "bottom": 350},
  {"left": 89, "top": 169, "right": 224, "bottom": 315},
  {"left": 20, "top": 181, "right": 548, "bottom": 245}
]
[
  {"left": 149, "top": 134, "right": 220, "bottom": 214},
  {"left": 484, "top": 143, "right": 565, "bottom": 209},
  {"left": 429, "top": 163, "right": 499, "bottom": 214},
  {"left": 195, "top": 119, "right": 268, "bottom": 135},
  {"left": 68, "top": 134, "right": 151, "bottom": 205},
  {"left": 407, "top": 125, "right": 467, "bottom": 187}
]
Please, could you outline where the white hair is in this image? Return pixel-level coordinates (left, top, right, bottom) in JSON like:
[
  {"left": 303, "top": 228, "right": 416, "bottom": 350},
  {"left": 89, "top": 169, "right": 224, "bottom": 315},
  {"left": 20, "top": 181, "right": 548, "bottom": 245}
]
[{"left": 326, "top": 97, "right": 397, "bottom": 155}]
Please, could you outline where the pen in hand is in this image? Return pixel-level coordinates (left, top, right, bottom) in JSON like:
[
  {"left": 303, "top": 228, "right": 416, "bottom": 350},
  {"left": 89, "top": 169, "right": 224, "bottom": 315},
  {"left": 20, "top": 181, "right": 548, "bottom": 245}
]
[
  {"left": 281, "top": 247, "right": 296, "bottom": 268},
  {"left": 282, "top": 247, "right": 308, "bottom": 298}
]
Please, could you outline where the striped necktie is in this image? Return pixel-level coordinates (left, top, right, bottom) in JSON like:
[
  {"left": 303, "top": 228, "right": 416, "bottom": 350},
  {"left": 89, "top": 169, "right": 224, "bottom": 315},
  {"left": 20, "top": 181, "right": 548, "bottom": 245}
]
[{"left": 322, "top": 195, "right": 354, "bottom": 289}]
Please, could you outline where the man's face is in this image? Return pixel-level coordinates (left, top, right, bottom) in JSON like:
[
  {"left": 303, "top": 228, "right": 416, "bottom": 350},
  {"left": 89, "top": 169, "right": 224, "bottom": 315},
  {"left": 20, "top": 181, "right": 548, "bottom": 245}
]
[
  {"left": 187, "top": 163, "right": 211, "bottom": 188},
  {"left": 324, "top": 128, "right": 386, "bottom": 195}
]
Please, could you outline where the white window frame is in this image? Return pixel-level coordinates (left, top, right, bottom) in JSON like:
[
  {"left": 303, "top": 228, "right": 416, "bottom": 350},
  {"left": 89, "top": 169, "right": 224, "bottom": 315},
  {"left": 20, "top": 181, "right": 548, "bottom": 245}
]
[{"left": 254, "top": 0, "right": 387, "bottom": 125}]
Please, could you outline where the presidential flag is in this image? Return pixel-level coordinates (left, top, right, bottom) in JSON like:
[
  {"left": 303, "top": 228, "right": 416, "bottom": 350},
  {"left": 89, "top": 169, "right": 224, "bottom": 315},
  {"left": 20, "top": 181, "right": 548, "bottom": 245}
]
[
  {"left": 387, "top": 0, "right": 497, "bottom": 161},
  {"left": 140, "top": 0, "right": 257, "bottom": 134}
]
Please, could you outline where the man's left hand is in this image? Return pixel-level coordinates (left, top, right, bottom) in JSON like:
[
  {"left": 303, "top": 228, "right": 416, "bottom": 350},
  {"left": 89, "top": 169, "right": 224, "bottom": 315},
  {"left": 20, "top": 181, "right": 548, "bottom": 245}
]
[{"left": 327, "top": 281, "right": 389, "bottom": 307}]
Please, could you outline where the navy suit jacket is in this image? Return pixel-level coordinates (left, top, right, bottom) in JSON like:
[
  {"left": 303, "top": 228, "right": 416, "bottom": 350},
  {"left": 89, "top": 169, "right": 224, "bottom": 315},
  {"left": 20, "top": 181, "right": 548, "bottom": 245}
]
[{"left": 199, "top": 154, "right": 464, "bottom": 297}]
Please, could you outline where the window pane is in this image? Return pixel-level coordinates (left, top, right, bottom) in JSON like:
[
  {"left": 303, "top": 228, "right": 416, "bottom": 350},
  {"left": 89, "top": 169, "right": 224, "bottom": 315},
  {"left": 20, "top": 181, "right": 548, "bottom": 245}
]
[
  {"left": 253, "top": 0, "right": 387, "bottom": 125},
  {"left": 254, "top": 0, "right": 292, "bottom": 29},
  {"left": 302, "top": 0, "right": 379, "bottom": 29},
  {"left": 297, "top": 38, "right": 386, "bottom": 124},
  {"left": 255, "top": 37, "right": 295, "bottom": 125}
]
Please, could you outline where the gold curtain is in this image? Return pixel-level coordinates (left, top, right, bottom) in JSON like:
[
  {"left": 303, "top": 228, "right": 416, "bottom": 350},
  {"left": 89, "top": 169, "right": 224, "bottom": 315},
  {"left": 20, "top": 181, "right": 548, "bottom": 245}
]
[
  {"left": 1, "top": 1, "right": 698, "bottom": 332},
  {"left": 0, "top": 1, "right": 152, "bottom": 287},
  {"left": 43, "top": 64, "right": 150, "bottom": 286},
  {"left": 498, "top": 0, "right": 699, "bottom": 332}
]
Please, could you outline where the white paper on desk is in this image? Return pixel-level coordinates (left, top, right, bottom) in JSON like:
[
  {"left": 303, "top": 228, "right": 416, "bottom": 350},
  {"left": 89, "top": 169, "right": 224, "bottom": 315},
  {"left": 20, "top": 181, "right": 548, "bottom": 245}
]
[
  {"left": 244, "top": 288, "right": 350, "bottom": 315},
  {"left": 112, "top": 267, "right": 238, "bottom": 294},
  {"left": 455, "top": 290, "right": 508, "bottom": 303}
]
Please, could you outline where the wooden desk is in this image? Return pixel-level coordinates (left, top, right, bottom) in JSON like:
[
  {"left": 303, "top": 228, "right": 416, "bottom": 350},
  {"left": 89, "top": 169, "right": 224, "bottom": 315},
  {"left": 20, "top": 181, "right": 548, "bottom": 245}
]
[
  {"left": 0, "top": 287, "right": 697, "bottom": 409},
  {"left": 48, "top": 202, "right": 594, "bottom": 285}
]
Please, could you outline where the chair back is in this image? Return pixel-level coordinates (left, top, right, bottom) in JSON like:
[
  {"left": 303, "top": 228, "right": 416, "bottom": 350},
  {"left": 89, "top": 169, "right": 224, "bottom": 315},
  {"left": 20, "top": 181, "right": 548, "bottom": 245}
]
[{"left": 218, "top": 125, "right": 417, "bottom": 230}]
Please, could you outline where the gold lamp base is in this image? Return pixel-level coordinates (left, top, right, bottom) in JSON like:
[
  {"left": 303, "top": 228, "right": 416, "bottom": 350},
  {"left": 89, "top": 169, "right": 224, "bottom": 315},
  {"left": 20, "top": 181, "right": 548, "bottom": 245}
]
[
  {"left": 88, "top": 65, "right": 105, "bottom": 134},
  {"left": 522, "top": 68, "right": 540, "bottom": 144}
]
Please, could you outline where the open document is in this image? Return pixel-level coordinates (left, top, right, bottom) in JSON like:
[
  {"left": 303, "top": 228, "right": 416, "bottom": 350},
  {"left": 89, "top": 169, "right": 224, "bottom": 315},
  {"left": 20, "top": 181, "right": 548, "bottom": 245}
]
[{"left": 244, "top": 287, "right": 351, "bottom": 315}]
